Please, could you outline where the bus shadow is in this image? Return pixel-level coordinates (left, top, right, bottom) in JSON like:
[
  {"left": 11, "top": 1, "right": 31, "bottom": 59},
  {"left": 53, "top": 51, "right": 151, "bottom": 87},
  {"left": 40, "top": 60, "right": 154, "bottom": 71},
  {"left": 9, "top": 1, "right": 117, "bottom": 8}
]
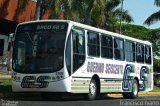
[{"left": 4, "top": 93, "right": 123, "bottom": 102}]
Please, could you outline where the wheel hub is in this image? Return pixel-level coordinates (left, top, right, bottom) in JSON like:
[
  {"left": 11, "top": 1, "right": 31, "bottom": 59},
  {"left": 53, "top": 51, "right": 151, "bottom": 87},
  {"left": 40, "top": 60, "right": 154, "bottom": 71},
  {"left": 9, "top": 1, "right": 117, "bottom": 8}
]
[
  {"left": 133, "top": 82, "right": 138, "bottom": 96},
  {"left": 90, "top": 83, "right": 96, "bottom": 95}
]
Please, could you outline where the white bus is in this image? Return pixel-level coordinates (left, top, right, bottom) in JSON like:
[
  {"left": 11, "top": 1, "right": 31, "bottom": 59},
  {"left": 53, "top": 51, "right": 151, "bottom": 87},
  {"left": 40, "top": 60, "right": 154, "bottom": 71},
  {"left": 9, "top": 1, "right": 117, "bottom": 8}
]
[{"left": 12, "top": 20, "right": 153, "bottom": 100}]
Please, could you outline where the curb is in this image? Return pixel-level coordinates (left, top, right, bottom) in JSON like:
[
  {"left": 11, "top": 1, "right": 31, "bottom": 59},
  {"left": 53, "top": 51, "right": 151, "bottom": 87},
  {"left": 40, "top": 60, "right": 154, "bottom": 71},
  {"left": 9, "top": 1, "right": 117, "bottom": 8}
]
[
  {"left": 0, "top": 92, "right": 160, "bottom": 99},
  {"left": 107, "top": 92, "right": 160, "bottom": 97},
  {"left": 0, "top": 75, "right": 11, "bottom": 79}
]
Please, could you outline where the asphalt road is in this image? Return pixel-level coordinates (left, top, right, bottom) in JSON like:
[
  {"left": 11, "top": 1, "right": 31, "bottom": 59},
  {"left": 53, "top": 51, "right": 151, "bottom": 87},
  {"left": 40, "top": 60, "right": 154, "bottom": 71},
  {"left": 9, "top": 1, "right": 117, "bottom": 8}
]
[{"left": 1, "top": 94, "right": 160, "bottom": 106}]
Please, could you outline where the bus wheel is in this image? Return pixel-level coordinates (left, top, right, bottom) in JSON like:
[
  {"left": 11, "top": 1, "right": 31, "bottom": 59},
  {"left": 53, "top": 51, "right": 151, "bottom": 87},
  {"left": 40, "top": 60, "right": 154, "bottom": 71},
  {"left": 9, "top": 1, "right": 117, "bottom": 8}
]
[
  {"left": 122, "top": 79, "right": 138, "bottom": 99},
  {"left": 88, "top": 79, "right": 99, "bottom": 100},
  {"left": 131, "top": 79, "right": 139, "bottom": 99}
]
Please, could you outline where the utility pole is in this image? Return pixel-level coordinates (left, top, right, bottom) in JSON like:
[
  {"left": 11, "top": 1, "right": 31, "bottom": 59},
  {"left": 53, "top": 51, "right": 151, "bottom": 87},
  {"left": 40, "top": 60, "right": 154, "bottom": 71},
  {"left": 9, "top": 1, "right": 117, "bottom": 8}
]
[
  {"left": 34, "top": 0, "right": 42, "bottom": 20},
  {"left": 119, "top": 0, "right": 124, "bottom": 34}
]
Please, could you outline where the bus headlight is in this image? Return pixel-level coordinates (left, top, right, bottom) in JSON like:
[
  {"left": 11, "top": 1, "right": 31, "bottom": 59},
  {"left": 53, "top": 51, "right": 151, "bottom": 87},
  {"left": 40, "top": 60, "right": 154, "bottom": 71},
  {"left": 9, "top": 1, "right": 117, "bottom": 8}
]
[
  {"left": 12, "top": 75, "right": 21, "bottom": 81},
  {"left": 52, "top": 74, "right": 64, "bottom": 81}
]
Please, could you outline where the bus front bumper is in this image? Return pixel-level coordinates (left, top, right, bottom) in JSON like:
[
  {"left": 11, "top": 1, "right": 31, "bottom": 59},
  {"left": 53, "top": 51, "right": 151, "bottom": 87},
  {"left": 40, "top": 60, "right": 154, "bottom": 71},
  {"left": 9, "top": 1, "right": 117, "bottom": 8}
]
[{"left": 12, "top": 77, "right": 71, "bottom": 92}]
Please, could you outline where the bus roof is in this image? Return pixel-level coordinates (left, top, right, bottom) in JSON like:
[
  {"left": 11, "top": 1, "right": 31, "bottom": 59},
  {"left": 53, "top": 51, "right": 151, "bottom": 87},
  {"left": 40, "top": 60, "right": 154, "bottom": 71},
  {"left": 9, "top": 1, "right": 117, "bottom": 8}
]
[{"left": 18, "top": 20, "right": 152, "bottom": 45}]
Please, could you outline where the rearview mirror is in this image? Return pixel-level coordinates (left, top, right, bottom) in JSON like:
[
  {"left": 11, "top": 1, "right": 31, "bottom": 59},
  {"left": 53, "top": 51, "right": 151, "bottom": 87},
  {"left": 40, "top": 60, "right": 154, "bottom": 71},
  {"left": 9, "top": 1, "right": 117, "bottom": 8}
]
[{"left": 8, "top": 33, "right": 14, "bottom": 42}]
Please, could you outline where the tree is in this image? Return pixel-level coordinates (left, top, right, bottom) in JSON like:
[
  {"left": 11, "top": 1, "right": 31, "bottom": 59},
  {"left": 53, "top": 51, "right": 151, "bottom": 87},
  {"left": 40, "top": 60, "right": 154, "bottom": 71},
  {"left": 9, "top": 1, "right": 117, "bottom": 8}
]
[
  {"left": 67, "top": 0, "right": 133, "bottom": 29},
  {"left": 104, "top": 0, "right": 134, "bottom": 32},
  {"left": 6, "top": 0, "right": 133, "bottom": 29},
  {"left": 66, "top": 0, "right": 107, "bottom": 26},
  {"left": 148, "top": 28, "right": 160, "bottom": 59},
  {"left": 69, "top": 0, "right": 133, "bottom": 29},
  {"left": 85, "top": 0, "right": 106, "bottom": 27},
  {"left": 144, "top": 0, "right": 160, "bottom": 25},
  {"left": 121, "top": 23, "right": 151, "bottom": 40}
]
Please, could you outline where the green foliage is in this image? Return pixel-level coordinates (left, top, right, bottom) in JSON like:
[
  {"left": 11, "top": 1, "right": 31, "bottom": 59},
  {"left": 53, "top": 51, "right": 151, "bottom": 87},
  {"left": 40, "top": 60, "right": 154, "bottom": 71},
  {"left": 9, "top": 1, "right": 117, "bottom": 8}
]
[
  {"left": 154, "top": 59, "right": 160, "bottom": 72},
  {"left": 0, "top": 80, "right": 12, "bottom": 92},
  {"left": 149, "top": 28, "right": 160, "bottom": 58},
  {"left": 104, "top": 0, "right": 133, "bottom": 32},
  {"left": 149, "top": 28, "right": 160, "bottom": 73},
  {"left": 120, "top": 24, "right": 160, "bottom": 73},
  {"left": 154, "top": 73, "right": 160, "bottom": 87},
  {"left": 121, "top": 24, "right": 151, "bottom": 40},
  {"left": 149, "top": 28, "right": 160, "bottom": 42},
  {"left": 154, "top": 85, "right": 160, "bottom": 91}
]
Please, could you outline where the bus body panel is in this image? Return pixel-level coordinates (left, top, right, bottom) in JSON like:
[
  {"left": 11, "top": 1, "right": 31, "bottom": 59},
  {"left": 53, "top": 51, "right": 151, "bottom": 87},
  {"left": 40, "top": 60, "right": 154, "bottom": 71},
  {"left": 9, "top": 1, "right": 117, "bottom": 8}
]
[
  {"left": 71, "top": 78, "right": 90, "bottom": 93},
  {"left": 71, "top": 57, "right": 153, "bottom": 93},
  {"left": 12, "top": 72, "right": 71, "bottom": 92}
]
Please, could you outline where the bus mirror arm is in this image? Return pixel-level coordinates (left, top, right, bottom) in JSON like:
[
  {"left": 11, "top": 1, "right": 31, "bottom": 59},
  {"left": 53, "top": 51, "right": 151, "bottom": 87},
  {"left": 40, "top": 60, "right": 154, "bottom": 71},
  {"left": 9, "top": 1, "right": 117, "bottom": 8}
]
[{"left": 8, "top": 33, "right": 15, "bottom": 42}]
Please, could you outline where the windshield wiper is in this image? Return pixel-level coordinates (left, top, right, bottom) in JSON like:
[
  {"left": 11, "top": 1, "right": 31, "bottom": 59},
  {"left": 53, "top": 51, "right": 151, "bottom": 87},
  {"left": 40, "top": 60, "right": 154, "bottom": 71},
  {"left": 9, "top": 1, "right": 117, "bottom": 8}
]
[{"left": 25, "top": 32, "right": 35, "bottom": 46}]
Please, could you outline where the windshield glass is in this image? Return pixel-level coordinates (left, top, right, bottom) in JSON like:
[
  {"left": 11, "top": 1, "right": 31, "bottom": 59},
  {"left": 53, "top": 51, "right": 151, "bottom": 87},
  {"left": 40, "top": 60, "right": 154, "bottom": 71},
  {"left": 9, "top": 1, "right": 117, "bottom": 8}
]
[{"left": 13, "top": 22, "right": 68, "bottom": 73}]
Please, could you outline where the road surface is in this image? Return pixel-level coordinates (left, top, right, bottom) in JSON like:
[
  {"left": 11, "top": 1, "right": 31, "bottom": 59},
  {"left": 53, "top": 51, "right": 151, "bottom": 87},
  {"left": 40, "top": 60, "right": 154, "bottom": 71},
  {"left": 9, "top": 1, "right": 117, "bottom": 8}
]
[{"left": 1, "top": 93, "right": 160, "bottom": 106}]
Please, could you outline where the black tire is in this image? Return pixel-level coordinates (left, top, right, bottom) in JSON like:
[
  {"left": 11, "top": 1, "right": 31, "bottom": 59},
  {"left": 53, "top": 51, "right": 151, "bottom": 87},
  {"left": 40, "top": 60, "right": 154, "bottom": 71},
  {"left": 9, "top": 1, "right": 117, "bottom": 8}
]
[
  {"left": 88, "top": 79, "right": 99, "bottom": 100},
  {"left": 122, "top": 79, "right": 138, "bottom": 99}
]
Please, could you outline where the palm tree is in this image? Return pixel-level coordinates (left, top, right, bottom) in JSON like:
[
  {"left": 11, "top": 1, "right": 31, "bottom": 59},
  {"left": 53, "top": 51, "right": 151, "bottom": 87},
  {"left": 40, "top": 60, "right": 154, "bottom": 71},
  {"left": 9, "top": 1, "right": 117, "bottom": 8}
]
[
  {"left": 66, "top": 0, "right": 107, "bottom": 26},
  {"left": 12, "top": 0, "right": 133, "bottom": 30},
  {"left": 89, "top": 0, "right": 106, "bottom": 27},
  {"left": 144, "top": 0, "right": 160, "bottom": 25},
  {"left": 13, "top": 0, "right": 72, "bottom": 20},
  {"left": 64, "top": 0, "right": 133, "bottom": 29},
  {"left": 48, "top": 0, "right": 65, "bottom": 19},
  {"left": 104, "top": 0, "right": 134, "bottom": 32}
]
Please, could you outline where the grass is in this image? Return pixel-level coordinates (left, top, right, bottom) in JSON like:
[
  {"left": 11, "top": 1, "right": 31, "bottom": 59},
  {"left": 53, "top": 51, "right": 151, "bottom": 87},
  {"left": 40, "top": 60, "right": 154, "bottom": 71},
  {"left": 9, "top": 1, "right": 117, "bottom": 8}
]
[
  {"left": 0, "top": 80, "right": 12, "bottom": 92},
  {"left": 0, "top": 80, "right": 11, "bottom": 85},
  {"left": 153, "top": 85, "right": 160, "bottom": 91}
]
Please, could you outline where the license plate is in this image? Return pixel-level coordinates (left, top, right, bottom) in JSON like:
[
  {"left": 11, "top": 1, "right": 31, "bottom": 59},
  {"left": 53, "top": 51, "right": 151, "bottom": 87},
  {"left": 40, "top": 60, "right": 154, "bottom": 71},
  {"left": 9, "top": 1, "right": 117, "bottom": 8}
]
[{"left": 30, "top": 84, "right": 40, "bottom": 88}]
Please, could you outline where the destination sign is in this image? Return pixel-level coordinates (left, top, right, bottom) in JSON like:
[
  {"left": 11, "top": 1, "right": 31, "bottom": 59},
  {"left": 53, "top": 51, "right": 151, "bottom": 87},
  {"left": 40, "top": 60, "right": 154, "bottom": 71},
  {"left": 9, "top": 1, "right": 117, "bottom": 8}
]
[
  {"left": 16, "top": 22, "right": 68, "bottom": 33},
  {"left": 36, "top": 24, "right": 65, "bottom": 30}
]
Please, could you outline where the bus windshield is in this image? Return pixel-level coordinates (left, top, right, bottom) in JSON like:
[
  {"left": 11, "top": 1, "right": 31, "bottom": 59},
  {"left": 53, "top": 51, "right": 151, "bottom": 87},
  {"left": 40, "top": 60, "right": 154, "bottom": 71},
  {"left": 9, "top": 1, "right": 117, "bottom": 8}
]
[{"left": 13, "top": 22, "right": 68, "bottom": 74}]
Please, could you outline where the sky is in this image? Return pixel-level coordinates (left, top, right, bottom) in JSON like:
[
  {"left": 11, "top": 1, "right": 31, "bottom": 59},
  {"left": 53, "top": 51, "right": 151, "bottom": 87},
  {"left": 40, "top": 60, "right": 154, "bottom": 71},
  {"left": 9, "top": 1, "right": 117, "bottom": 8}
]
[{"left": 123, "top": 0, "right": 160, "bottom": 29}]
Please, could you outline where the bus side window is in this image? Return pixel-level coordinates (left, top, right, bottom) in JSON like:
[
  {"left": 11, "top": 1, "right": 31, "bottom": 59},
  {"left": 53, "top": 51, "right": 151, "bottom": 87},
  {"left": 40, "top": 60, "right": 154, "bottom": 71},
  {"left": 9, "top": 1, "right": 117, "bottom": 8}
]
[
  {"left": 125, "top": 41, "right": 135, "bottom": 62},
  {"left": 72, "top": 27, "right": 85, "bottom": 72},
  {"left": 101, "top": 35, "right": 113, "bottom": 58},
  {"left": 136, "top": 43, "right": 144, "bottom": 63},
  {"left": 114, "top": 38, "right": 125, "bottom": 60},
  {"left": 73, "top": 34, "right": 84, "bottom": 54},
  {"left": 145, "top": 45, "right": 151, "bottom": 64},
  {"left": 87, "top": 32, "right": 100, "bottom": 57}
]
